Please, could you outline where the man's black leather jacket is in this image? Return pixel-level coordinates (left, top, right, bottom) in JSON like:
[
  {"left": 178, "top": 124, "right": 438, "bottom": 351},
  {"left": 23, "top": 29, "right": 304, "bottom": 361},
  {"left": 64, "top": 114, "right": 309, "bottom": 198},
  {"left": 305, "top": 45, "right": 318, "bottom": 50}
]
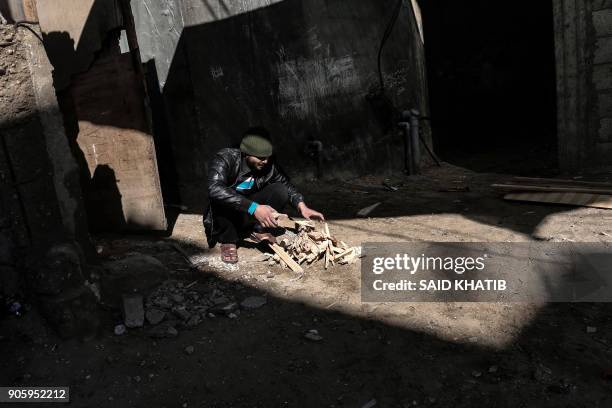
[{"left": 203, "top": 148, "right": 304, "bottom": 247}]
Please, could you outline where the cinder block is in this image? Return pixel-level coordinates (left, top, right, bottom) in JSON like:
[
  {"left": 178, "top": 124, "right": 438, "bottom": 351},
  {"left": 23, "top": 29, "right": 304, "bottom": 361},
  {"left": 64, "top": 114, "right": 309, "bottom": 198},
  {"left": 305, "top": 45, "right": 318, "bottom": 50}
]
[{"left": 122, "top": 294, "right": 145, "bottom": 328}]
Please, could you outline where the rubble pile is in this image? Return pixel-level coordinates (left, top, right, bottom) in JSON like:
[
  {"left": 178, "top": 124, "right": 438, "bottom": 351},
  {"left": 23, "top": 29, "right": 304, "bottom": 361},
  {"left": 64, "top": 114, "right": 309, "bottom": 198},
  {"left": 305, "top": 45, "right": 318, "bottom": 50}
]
[
  {"left": 144, "top": 280, "right": 237, "bottom": 330},
  {"left": 115, "top": 280, "right": 268, "bottom": 338}
]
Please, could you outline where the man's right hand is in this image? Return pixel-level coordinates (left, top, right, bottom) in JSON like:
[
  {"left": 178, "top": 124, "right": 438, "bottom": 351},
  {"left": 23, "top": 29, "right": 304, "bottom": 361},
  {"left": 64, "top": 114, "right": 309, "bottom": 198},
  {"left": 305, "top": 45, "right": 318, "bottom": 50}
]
[{"left": 253, "top": 205, "right": 278, "bottom": 229}]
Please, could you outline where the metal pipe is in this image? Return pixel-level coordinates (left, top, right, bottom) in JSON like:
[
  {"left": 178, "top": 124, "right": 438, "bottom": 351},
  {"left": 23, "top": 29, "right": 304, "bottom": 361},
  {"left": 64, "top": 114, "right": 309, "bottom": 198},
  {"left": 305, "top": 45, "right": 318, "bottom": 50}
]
[
  {"left": 410, "top": 109, "right": 421, "bottom": 174},
  {"left": 399, "top": 111, "right": 414, "bottom": 175}
]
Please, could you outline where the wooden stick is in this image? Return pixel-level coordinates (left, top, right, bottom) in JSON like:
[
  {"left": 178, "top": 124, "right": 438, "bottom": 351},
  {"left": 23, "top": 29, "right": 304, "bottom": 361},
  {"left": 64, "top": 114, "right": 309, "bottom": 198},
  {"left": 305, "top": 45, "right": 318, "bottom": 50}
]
[
  {"left": 269, "top": 243, "right": 304, "bottom": 273},
  {"left": 334, "top": 247, "right": 354, "bottom": 261}
]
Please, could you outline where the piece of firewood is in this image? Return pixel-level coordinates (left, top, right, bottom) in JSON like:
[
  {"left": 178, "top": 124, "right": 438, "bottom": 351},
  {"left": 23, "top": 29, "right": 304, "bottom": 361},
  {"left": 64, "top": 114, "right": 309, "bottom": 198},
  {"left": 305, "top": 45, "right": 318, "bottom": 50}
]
[
  {"left": 334, "top": 247, "right": 354, "bottom": 261},
  {"left": 269, "top": 243, "right": 304, "bottom": 273}
]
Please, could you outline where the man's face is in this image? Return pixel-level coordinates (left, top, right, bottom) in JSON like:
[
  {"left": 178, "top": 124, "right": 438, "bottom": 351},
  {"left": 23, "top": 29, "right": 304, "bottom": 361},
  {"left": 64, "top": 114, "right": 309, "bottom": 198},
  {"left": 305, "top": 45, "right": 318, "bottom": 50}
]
[{"left": 245, "top": 155, "right": 270, "bottom": 172}]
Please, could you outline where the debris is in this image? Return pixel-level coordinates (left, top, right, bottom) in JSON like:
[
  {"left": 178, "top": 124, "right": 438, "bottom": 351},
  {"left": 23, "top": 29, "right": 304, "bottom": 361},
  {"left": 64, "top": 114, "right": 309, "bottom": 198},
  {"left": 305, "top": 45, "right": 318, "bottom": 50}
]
[
  {"left": 184, "top": 345, "right": 195, "bottom": 355},
  {"left": 145, "top": 309, "right": 166, "bottom": 325},
  {"left": 240, "top": 296, "right": 267, "bottom": 310},
  {"left": 382, "top": 181, "right": 399, "bottom": 191},
  {"left": 114, "top": 324, "right": 126, "bottom": 336},
  {"left": 471, "top": 370, "right": 482, "bottom": 378},
  {"left": 362, "top": 399, "right": 377, "bottom": 408},
  {"left": 488, "top": 365, "right": 499, "bottom": 373},
  {"left": 586, "top": 326, "right": 597, "bottom": 334},
  {"left": 210, "top": 302, "right": 238, "bottom": 316},
  {"left": 147, "top": 323, "right": 178, "bottom": 339},
  {"left": 122, "top": 294, "right": 145, "bottom": 328},
  {"left": 304, "top": 329, "right": 323, "bottom": 342},
  {"left": 8, "top": 301, "right": 22, "bottom": 316},
  {"left": 186, "top": 314, "right": 202, "bottom": 326},
  {"left": 172, "top": 307, "right": 191, "bottom": 321},
  {"left": 101, "top": 254, "right": 168, "bottom": 306},
  {"left": 357, "top": 202, "right": 381, "bottom": 217}
]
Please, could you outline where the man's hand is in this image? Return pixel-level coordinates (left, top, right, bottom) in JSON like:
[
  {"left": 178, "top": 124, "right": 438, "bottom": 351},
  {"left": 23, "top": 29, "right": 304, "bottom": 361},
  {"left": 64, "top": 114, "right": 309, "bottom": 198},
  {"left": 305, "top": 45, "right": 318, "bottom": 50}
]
[
  {"left": 297, "top": 202, "right": 325, "bottom": 221},
  {"left": 253, "top": 205, "right": 279, "bottom": 228}
]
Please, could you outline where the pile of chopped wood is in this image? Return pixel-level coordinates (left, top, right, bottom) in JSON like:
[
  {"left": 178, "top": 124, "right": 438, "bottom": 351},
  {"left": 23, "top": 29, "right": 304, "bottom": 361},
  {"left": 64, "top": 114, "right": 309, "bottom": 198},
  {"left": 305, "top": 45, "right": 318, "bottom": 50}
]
[{"left": 262, "top": 215, "right": 361, "bottom": 273}]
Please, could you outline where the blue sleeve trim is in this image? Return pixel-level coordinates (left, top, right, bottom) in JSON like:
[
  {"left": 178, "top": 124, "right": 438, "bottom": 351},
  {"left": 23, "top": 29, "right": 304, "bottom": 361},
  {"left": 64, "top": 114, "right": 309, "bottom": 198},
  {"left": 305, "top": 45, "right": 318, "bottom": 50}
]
[{"left": 248, "top": 202, "right": 259, "bottom": 215}]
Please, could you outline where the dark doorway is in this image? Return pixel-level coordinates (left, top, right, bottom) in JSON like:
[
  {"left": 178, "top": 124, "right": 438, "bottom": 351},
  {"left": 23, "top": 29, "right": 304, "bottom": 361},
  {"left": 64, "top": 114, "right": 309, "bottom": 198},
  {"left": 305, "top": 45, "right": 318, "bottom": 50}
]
[{"left": 420, "top": 0, "right": 558, "bottom": 175}]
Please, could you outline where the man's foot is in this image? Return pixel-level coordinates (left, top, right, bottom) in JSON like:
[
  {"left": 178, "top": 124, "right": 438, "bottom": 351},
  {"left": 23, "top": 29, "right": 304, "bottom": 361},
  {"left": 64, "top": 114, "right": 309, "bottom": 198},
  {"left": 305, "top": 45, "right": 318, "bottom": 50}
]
[
  {"left": 250, "top": 231, "right": 277, "bottom": 244},
  {"left": 220, "top": 243, "right": 238, "bottom": 264}
]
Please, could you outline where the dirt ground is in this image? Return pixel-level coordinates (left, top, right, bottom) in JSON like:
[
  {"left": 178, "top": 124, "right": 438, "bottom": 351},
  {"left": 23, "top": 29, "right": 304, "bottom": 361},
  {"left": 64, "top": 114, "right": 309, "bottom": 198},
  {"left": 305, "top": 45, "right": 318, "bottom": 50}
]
[{"left": 2, "top": 164, "right": 612, "bottom": 407}]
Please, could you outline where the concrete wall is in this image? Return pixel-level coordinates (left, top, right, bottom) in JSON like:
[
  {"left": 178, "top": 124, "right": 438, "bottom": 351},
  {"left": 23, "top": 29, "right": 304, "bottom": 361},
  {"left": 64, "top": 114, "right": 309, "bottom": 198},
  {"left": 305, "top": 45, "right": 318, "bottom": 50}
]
[
  {"left": 554, "top": 0, "right": 612, "bottom": 169},
  {"left": 132, "top": 0, "right": 429, "bottom": 207}
]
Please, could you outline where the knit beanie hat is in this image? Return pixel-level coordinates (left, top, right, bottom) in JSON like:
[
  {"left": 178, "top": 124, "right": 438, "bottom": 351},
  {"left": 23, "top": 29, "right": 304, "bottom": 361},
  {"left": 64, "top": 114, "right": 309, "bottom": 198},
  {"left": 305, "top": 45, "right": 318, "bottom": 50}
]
[{"left": 240, "top": 134, "right": 273, "bottom": 157}]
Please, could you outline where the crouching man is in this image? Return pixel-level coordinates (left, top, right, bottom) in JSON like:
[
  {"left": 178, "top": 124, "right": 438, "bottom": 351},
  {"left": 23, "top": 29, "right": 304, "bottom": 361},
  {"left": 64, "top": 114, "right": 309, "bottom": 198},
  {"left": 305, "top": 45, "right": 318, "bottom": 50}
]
[{"left": 203, "top": 127, "right": 325, "bottom": 264}]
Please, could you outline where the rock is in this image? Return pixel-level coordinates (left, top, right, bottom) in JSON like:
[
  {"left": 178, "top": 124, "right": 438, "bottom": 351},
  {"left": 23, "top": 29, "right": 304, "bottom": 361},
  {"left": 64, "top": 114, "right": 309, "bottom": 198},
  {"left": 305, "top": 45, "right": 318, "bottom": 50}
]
[
  {"left": 211, "top": 296, "right": 230, "bottom": 305},
  {"left": 153, "top": 296, "right": 171, "bottom": 309},
  {"left": 147, "top": 323, "right": 178, "bottom": 338},
  {"left": 122, "top": 294, "right": 145, "bottom": 328},
  {"left": 304, "top": 329, "right": 323, "bottom": 342},
  {"left": 38, "top": 286, "right": 99, "bottom": 340},
  {"left": 240, "top": 296, "right": 267, "bottom": 310},
  {"left": 471, "top": 370, "right": 482, "bottom": 378},
  {"left": 186, "top": 314, "right": 201, "bottom": 327},
  {"left": 171, "top": 294, "right": 184, "bottom": 303},
  {"left": 30, "top": 243, "right": 85, "bottom": 296},
  {"left": 184, "top": 345, "right": 195, "bottom": 355},
  {"left": 145, "top": 309, "right": 165, "bottom": 325},
  {"left": 534, "top": 364, "right": 553, "bottom": 384},
  {"left": 100, "top": 254, "right": 169, "bottom": 306},
  {"left": 0, "top": 67, "right": 5, "bottom": 76},
  {"left": 488, "top": 365, "right": 498, "bottom": 373},
  {"left": 172, "top": 307, "right": 191, "bottom": 321},
  {"left": 586, "top": 326, "right": 597, "bottom": 334},
  {"left": 114, "top": 324, "right": 126, "bottom": 336},
  {"left": 210, "top": 302, "right": 238, "bottom": 315},
  {"left": 228, "top": 313, "right": 238, "bottom": 319},
  {"left": 361, "top": 399, "right": 377, "bottom": 408}
]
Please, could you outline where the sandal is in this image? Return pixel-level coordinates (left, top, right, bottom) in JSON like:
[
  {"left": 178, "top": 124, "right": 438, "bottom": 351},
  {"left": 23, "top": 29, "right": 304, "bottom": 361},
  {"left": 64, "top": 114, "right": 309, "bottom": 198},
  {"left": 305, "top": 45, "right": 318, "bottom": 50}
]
[
  {"left": 220, "top": 243, "right": 239, "bottom": 264},
  {"left": 250, "top": 231, "right": 277, "bottom": 244}
]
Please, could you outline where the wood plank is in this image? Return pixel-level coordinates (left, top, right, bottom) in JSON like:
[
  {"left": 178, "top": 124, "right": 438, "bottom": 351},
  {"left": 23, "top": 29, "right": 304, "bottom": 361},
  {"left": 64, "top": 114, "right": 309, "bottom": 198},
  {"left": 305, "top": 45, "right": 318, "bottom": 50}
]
[
  {"left": 269, "top": 243, "right": 304, "bottom": 273},
  {"left": 493, "top": 183, "right": 612, "bottom": 195},
  {"left": 504, "top": 192, "right": 612, "bottom": 209},
  {"left": 511, "top": 176, "right": 612, "bottom": 188},
  {"left": 274, "top": 215, "right": 297, "bottom": 230}
]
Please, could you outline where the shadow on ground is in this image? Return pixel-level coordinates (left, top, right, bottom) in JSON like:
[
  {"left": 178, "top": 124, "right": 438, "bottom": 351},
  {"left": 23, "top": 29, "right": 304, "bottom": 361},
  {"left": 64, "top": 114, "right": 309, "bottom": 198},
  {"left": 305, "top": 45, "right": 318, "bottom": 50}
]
[{"left": 1, "top": 234, "right": 611, "bottom": 407}]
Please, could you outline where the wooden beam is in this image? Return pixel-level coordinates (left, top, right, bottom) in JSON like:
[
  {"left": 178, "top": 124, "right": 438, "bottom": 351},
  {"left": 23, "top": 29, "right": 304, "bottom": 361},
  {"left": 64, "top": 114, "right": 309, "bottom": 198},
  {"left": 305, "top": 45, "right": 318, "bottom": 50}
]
[
  {"left": 511, "top": 177, "right": 612, "bottom": 188},
  {"left": 492, "top": 184, "right": 612, "bottom": 195},
  {"left": 504, "top": 192, "right": 612, "bottom": 210}
]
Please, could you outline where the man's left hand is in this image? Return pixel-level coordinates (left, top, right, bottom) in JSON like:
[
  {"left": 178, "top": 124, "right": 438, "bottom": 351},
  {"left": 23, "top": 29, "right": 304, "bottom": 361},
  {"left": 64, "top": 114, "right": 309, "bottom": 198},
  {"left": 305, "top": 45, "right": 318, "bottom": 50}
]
[{"left": 298, "top": 202, "right": 325, "bottom": 221}]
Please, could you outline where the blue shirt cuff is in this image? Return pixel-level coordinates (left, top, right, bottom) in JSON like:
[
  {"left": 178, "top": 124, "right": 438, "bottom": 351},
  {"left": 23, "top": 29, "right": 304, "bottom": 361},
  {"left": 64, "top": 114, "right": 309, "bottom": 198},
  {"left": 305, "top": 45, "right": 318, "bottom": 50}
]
[{"left": 248, "top": 202, "right": 259, "bottom": 215}]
